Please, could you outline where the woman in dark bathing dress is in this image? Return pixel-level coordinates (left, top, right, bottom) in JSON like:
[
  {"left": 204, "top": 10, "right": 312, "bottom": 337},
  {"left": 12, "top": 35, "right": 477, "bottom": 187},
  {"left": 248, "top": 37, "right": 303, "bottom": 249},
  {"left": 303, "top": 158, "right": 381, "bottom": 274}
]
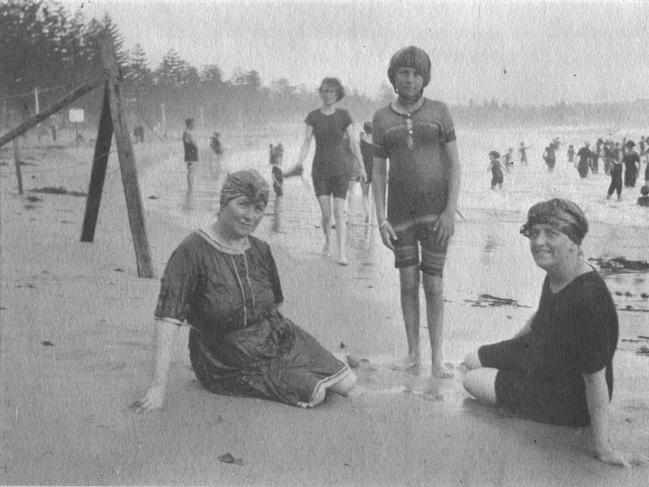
[
  {"left": 132, "top": 170, "right": 356, "bottom": 412},
  {"left": 462, "top": 199, "right": 647, "bottom": 467}
]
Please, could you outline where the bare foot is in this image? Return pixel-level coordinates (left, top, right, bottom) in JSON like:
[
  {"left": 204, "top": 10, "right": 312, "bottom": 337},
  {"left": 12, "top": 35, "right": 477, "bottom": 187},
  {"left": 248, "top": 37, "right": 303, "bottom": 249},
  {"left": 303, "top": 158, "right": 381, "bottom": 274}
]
[
  {"left": 337, "top": 251, "right": 348, "bottom": 266},
  {"left": 389, "top": 356, "right": 420, "bottom": 371},
  {"left": 322, "top": 241, "right": 330, "bottom": 256},
  {"left": 431, "top": 363, "right": 454, "bottom": 379}
]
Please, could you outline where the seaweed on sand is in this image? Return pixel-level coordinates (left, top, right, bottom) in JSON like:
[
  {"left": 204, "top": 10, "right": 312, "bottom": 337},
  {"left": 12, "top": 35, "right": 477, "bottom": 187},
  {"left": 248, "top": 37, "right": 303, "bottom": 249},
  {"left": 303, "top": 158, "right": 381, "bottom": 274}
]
[
  {"left": 31, "top": 186, "right": 87, "bottom": 197},
  {"left": 589, "top": 257, "right": 649, "bottom": 273}
]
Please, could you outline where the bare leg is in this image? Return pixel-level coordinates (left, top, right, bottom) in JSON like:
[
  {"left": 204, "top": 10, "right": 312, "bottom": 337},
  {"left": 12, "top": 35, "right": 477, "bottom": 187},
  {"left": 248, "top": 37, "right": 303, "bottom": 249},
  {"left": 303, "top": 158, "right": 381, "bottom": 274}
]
[
  {"left": 185, "top": 163, "right": 197, "bottom": 209},
  {"left": 423, "top": 273, "right": 453, "bottom": 378},
  {"left": 328, "top": 371, "right": 357, "bottom": 396},
  {"left": 463, "top": 368, "right": 498, "bottom": 404},
  {"left": 316, "top": 195, "right": 332, "bottom": 256},
  {"left": 462, "top": 350, "right": 482, "bottom": 370},
  {"left": 390, "top": 266, "right": 421, "bottom": 371},
  {"left": 361, "top": 182, "right": 372, "bottom": 224},
  {"left": 332, "top": 196, "right": 347, "bottom": 265},
  {"left": 272, "top": 196, "right": 283, "bottom": 232}
]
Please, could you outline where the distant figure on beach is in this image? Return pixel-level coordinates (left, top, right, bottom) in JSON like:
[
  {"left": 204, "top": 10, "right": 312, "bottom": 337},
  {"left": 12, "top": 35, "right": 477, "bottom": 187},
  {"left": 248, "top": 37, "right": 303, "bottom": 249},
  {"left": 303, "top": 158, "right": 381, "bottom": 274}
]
[
  {"left": 487, "top": 150, "right": 505, "bottom": 189},
  {"left": 603, "top": 141, "right": 614, "bottom": 175},
  {"left": 637, "top": 185, "right": 649, "bottom": 207},
  {"left": 183, "top": 118, "right": 199, "bottom": 208},
  {"left": 593, "top": 138, "right": 605, "bottom": 174},
  {"left": 503, "top": 147, "right": 514, "bottom": 168},
  {"left": 209, "top": 131, "right": 223, "bottom": 180},
  {"left": 133, "top": 125, "right": 145, "bottom": 144},
  {"left": 543, "top": 143, "right": 556, "bottom": 172},
  {"left": 462, "top": 199, "right": 647, "bottom": 467},
  {"left": 606, "top": 144, "right": 623, "bottom": 201},
  {"left": 359, "top": 122, "right": 375, "bottom": 224},
  {"left": 269, "top": 143, "right": 285, "bottom": 232},
  {"left": 567, "top": 144, "right": 575, "bottom": 164},
  {"left": 641, "top": 135, "right": 649, "bottom": 166},
  {"left": 589, "top": 141, "right": 600, "bottom": 174},
  {"left": 518, "top": 142, "right": 530, "bottom": 165},
  {"left": 551, "top": 137, "right": 560, "bottom": 151},
  {"left": 131, "top": 170, "right": 357, "bottom": 412},
  {"left": 645, "top": 139, "right": 649, "bottom": 183},
  {"left": 372, "top": 46, "right": 461, "bottom": 378},
  {"left": 640, "top": 136, "right": 647, "bottom": 162},
  {"left": 614, "top": 142, "right": 622, "bottom": 165},
  {"left": 576, "top": 142, "right": 590, "bottom": 178},
  {"left": 622, "top": 141, "right": 640, "bottom": 188},
  {"left": 294, "top": 77, "right": 366, "bottom": 265}
]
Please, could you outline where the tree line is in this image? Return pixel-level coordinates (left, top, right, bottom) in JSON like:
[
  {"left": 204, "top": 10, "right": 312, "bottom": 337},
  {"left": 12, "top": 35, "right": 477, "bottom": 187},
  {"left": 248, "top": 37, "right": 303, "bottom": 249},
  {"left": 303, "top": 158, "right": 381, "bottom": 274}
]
[{"left": 2, "top": 0, "right": 648, "bottom": 137}]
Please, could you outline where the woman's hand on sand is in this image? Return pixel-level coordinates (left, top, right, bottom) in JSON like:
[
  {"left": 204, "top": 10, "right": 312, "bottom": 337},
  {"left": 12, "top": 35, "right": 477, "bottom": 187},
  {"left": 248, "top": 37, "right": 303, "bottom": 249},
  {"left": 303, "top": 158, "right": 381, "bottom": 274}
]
[
  {"left": 434, "top": 209, "right": 455, "bottom": 246},
  {"left": 130, "top": 385, "right": 165, "bottom": 413},
  {"left": 596, "top": 447, "right": 649, "bottom": 467},
  {"left": 378, "top": 221, "right": 397, "bottom": 250}
]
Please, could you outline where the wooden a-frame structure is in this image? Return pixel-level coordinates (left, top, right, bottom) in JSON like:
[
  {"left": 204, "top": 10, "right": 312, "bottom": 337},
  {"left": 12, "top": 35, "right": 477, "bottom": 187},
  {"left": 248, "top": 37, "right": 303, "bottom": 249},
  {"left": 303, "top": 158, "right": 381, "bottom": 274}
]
[{"left": 0, "top": 33, "right": 154, "bottom": 278}]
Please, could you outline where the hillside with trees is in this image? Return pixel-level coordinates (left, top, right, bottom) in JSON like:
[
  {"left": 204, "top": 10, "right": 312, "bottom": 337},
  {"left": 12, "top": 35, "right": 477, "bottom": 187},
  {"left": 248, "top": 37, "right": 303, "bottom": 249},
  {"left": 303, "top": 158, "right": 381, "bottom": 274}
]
[{"left": 2, "top": 0, "right": 648, "bottom": 137}]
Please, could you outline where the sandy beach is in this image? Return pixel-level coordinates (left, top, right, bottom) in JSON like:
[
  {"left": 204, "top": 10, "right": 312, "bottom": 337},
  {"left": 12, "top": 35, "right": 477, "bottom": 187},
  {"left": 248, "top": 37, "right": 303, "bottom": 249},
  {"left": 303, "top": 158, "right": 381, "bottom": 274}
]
[{"left": 1, "top": 128, "right": 648, "bottom": 486}]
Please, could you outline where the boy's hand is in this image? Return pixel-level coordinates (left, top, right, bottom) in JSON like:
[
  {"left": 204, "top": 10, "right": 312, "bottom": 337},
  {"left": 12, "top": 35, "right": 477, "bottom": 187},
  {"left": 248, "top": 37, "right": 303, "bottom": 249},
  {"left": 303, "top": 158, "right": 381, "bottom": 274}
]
[{"left": 434, "top": 210, "right": 455, "bottom": 246}]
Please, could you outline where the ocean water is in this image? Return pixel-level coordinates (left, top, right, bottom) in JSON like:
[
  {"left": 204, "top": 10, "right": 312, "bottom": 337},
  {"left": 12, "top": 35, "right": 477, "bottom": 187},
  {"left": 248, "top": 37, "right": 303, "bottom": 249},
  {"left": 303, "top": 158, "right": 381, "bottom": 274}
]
[{"left": 138, "top": 124, "right": 649, "bottom": 319}]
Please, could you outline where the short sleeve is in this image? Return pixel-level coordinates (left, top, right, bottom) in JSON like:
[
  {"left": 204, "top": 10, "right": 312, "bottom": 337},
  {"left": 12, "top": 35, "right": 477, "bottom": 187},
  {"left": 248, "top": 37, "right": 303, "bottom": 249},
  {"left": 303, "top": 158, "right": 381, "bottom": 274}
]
[
  {"left": 305, "top": 110, "right": 316, "bottom": 127},
  {"left": 340, "top": 109, "right": 352, "bottom": 131},
  {"left": 372, "top": 111, "right": 387, "bottom": 159},
  {"left": 574, "top": 283, "right": 617, "bottom": 374},
  {"left": 154, "top": 244, "right": 197, "bottom": 323},
  {"left": 265, "top": 245, "right": 284, "bottom": 304},
  {"left": 440, "top": 103, "right": 456, "bottom": 143}
]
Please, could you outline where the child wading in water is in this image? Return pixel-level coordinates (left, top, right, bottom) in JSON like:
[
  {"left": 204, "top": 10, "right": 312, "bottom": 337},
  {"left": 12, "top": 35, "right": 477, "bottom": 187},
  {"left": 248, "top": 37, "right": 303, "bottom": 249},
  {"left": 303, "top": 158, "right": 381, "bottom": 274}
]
[
  {"left": 269, "top": 143, "right": 286, "bottom": 232},
  {"left": 488, "top": 150, "right": 507, "bottom": 189},
  {"left": 270, "top": 143, "right": 305, "bottom": 232}
]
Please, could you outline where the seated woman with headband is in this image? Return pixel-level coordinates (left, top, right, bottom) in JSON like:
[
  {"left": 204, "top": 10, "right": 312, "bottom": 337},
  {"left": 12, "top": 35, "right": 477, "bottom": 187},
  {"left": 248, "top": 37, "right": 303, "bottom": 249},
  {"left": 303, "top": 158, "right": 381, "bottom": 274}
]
[{"left": 463, "top": 199, "right": 647, "bottom": 467}]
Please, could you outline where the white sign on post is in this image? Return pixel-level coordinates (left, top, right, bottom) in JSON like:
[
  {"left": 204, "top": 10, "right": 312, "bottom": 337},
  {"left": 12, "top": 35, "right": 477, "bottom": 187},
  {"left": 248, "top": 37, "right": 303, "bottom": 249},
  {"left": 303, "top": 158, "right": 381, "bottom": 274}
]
[{"left": 69, "top": 108, "right": 85, "bottom": 123}]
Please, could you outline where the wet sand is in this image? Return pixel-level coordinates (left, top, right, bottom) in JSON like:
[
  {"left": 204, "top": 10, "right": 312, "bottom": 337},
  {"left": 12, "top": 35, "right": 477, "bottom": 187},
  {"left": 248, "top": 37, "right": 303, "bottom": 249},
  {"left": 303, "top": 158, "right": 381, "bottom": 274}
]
[{"left": 1, "top": 132, "right": 648, "bottom": 485}]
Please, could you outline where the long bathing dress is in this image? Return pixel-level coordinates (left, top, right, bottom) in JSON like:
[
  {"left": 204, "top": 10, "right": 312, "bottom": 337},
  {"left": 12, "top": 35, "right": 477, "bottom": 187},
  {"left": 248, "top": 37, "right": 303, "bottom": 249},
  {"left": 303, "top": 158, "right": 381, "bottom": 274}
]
[{"left": 155, "top": 229, "right": 351, "bottom": 407}]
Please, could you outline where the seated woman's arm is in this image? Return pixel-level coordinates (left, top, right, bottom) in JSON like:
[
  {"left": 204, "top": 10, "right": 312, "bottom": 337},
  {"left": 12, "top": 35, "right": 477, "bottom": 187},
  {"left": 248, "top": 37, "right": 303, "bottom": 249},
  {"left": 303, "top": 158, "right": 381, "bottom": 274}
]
[
  {"left": 584, "top": 369, "right": 647, "bottom": 467},
  {"left": 131, "top": 319, "right": 179, "bottom": 413},
  {"left": 512, "top": 312, "right": 535, "bottom": 338}
]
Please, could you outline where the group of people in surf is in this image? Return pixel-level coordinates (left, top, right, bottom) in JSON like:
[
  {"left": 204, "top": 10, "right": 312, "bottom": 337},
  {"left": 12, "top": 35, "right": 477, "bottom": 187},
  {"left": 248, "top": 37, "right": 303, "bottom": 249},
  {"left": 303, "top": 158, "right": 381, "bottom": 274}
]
[{"left": 488, "top": 136, "right": 649, "bottom": 202}]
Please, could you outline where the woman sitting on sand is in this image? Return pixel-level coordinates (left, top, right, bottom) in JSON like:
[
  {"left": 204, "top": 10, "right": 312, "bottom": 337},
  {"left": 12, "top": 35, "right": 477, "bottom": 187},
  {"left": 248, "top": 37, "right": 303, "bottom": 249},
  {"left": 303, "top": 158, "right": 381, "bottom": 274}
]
[
  {"left": 462, "top": 199, "right": 647, "bottom": 467},
  {"left": 132, "top": 170, "right": 356, "bottom": 412}
]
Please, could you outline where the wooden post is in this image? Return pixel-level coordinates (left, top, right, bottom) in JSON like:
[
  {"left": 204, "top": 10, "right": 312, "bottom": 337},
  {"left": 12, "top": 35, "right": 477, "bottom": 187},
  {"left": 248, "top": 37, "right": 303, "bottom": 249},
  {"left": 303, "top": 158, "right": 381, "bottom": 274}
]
[
  {"left": 97, "top": 32, "right": 154, "bottom": 278},
  {"left": 81, "top": 84, "right": 113, "bottom": 242},
  {"left": 0, "top": 77, "right": 103, "bottom": 148},
  {"left": 12, "top": 139, "right": 23, "bottom": 195}
]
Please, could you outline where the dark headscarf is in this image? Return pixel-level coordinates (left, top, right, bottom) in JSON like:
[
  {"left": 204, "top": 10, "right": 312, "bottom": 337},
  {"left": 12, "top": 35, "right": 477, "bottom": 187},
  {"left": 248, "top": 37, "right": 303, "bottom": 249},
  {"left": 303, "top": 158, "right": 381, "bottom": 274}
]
[
  {"left": 388, "top": 46, "right": 432, "bottom": 88},
  {"left": 520, "top": 198, "right": 589, "bottom": 245},
  {"left": 219, "top": 169, "right": 269, "bottom": 209}
]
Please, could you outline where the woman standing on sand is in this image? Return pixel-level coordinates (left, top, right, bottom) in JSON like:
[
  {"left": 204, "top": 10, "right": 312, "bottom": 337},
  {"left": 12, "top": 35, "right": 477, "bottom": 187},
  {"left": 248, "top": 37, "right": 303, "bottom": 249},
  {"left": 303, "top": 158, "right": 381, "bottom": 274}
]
[
  {"left": 463, "top": 199, "right": 647, "bottom": 467},
  {"left": 294, "top": 78, "right": 366, "bottom": 265},
  {"left": 131, "top": 170, "right": 356, "bottom": 412}
]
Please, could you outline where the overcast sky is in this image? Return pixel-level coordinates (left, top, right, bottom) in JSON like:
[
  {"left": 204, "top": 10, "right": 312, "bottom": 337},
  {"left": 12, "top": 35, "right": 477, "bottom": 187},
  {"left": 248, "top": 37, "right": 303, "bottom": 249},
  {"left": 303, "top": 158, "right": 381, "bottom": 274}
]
[{"left": 61, "top": 0, "right": 649, "bottom": 105}]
